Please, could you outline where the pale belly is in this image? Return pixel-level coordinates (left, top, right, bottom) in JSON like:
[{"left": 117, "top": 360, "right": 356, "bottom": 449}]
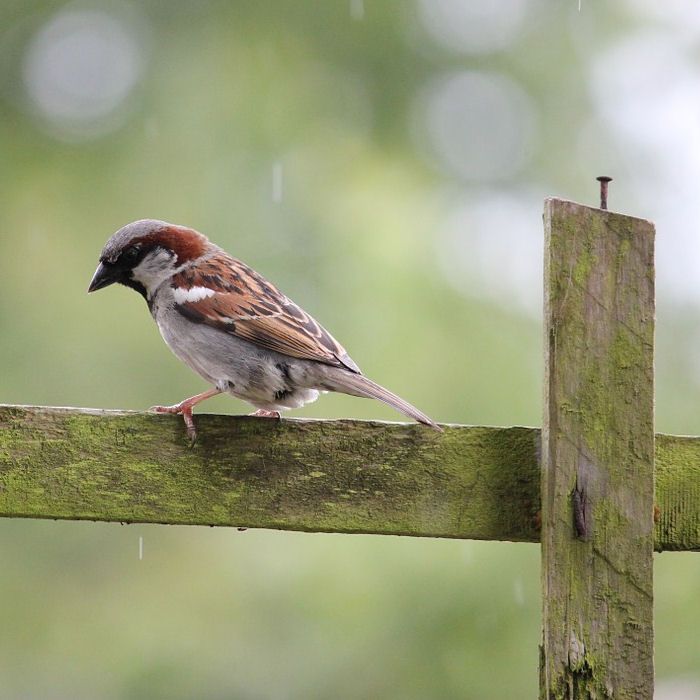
[{"left": 154, "top": 304, "right": 321, "bottom": 411}]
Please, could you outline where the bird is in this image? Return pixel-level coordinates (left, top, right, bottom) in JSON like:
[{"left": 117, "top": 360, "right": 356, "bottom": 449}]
[{"left": 88, "top": 219, "right": 441, "bottom": 441}]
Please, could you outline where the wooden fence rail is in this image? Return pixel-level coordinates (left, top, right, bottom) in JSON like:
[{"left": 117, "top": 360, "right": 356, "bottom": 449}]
[
  {"left": 2, "top": 198, "right": 699, "bottom": 699},
  {"left": 0, "top": 406, "right": 698, "bottom": 551}
]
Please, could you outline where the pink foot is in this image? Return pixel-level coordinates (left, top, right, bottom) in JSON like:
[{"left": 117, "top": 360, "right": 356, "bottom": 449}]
[
  {"left": 151, "top": 402, "right": 197, "bottom": 441},
  {"left": 249, "top": 409, "right": 281, "bottom": 419},
  {"left": 149, "top": 388, "right": 222, "bottom": 443},
  {"left": 150, "top": 404, "right": 182, "bottom": 415}
]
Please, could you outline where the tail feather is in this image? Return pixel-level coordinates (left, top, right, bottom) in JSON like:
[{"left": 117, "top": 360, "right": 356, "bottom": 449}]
[{"left": 324, "top": 370, "right": 442, "bottom": 431}]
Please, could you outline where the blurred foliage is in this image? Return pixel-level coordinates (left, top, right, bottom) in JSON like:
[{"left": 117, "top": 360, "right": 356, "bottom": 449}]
[{"left": 0, "top": 1, "right": 699, "bottom": 698}]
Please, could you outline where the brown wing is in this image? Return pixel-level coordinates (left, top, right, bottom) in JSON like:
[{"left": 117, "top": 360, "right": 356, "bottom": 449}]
[{"left": 171, "top": 252, "right": 361, "bottom": 373}]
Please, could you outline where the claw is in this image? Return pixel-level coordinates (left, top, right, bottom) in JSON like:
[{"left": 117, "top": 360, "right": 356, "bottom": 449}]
[
  {"left": 149, "top": 388, "right": 222, "bottom": 442},
  {"left": 150, "top": 402, "right": 197, "bottom": 441},
  {"left": 250, "top": 409, "right": 281, "bottom": 419},
  {"left": 180, "top": 406, "right": 197, "bottom": 443},
  {"left": 150, "top": 404, "right": 180, "bottom": 415}
]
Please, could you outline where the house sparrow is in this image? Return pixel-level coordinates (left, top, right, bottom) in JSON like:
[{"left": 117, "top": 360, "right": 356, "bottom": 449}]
[{"left": 88, "top": 219, "right": 441, "bottom": 440}]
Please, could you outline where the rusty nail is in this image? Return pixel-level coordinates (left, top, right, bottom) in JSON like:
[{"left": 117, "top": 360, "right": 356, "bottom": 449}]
[{"left": 596, "top": 176, "right": 612, "bottom": 210}]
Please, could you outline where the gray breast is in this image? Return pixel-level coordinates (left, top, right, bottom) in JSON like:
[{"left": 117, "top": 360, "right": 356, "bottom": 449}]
[{"left": 150, "top": 287, "right": 322, "bottom": 410}]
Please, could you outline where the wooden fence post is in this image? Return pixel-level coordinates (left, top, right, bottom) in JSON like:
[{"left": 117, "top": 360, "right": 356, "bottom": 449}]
[{"left": 541, "top": 199, "right": 655, "bottom": 698}]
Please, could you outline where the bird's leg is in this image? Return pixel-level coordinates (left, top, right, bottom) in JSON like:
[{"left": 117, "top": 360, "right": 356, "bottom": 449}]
[
  {"left": 150, "top": 388, "right": 222, "bottom": 441},
  {"left": 249, "top": 409, "right": 281, "bottom": 419}
]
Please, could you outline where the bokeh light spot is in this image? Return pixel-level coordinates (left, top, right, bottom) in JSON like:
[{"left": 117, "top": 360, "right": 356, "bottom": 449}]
[
  {"left": 435, "top": 189, "right": 543, "bottom": 316},
  {"left": 417, "top": 0, "right": 534, "bottom": 55},
  {"left": 416, "top": 70, "right": 537, "bottom": 182},
  {"left": 22, "top": 6, "right": 144, "bottom": 141}
]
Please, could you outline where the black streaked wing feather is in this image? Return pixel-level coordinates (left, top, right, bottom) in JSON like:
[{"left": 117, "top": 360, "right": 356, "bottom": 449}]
[{"left": 172, "top": 253, "right": 361, "bottom": 373}]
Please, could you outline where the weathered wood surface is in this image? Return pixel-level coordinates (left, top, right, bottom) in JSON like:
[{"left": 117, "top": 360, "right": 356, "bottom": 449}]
[
  {"left": 541, "top": 199, "right": 655, "bottom": 698},
  {"left": 655, "top": 434, "right": 700, "bottom": 552},
  {"left": 0, "top": 405, "right": 540, "bottom": 541},
  {"left": 0, "top": 405, "right": 698, "bottom": 551}
]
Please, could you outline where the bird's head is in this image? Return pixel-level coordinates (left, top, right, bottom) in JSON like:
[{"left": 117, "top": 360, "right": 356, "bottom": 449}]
[{"left": 88, "top": 219, "right": 209, "bottom": 299}]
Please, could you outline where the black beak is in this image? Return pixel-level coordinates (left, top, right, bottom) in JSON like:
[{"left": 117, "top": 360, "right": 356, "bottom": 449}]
[{"left": 87, "top": 261, "right": 119, "bottom": 293}]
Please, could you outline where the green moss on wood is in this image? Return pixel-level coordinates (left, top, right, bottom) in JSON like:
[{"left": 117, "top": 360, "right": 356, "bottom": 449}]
[
  {"left": 655, "top": 434, "right": 700, "bottom": 551},
  {"left": 541, "top": 199, "right": 655, "bottom": 699},
  {"left": 1, "top": 405, "right": 698, "bottom": 551},
  {"left": 0, "top": 405, "right": 542, "bottom": 541}
]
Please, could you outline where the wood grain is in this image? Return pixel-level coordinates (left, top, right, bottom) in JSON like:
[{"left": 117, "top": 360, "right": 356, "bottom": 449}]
[
  {"left": 1, "top": 405, "right": 697, "bottom": 553},
  {"left": 0, "top": 405, "right": 540, "bottom": 541},
  {"left": 541, "top": 198, "right": 655, "bottom": 698}
]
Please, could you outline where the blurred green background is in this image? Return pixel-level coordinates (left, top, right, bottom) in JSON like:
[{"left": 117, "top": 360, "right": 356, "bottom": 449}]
[{"left": 1, "top": 1, "right": 700, "bottom": 698}]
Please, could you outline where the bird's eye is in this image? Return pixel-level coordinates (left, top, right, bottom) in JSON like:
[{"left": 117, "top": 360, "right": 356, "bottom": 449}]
[{"left": 122, "top": 245, "right": 141, "bottom": 263}]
